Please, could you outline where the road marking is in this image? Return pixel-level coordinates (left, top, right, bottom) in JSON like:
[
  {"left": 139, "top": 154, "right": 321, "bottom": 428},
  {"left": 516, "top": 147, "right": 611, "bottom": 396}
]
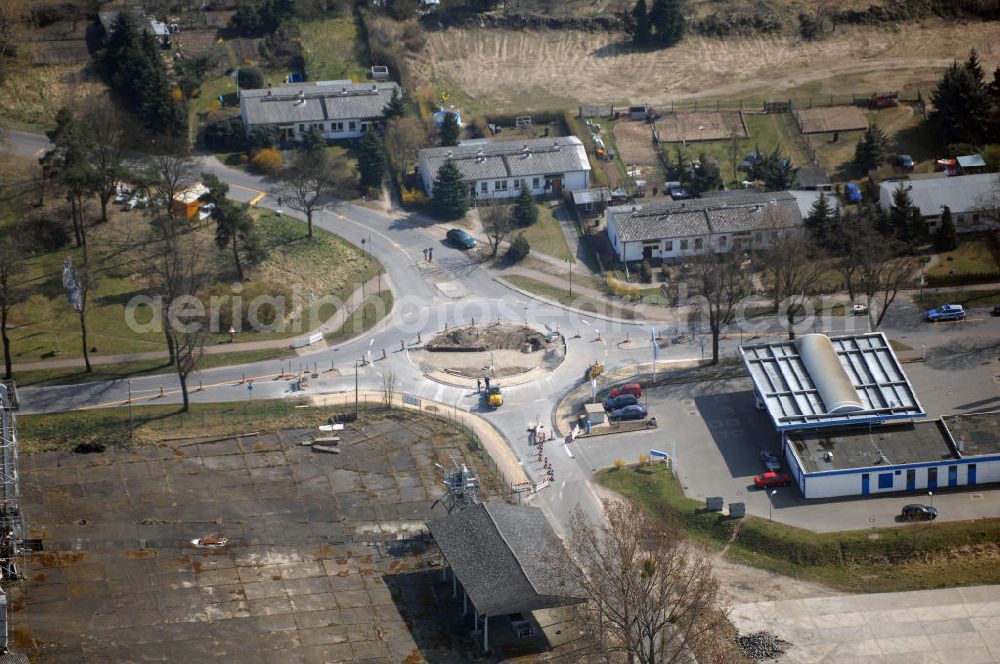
[
  {"left": 581, "top": 319, "right": 592, "bottom": 327},
  {"left": 563, "top": 441, "right": 575, "bottom": 458},
  {"left": 248, "top": 192, "right": 266, "bottom": 207},
  {"left": 229, "top": 183, "right": 266, "bottom": 198},
  {"left": 369, "top": 338, "right": 374, "bottom": 346}
]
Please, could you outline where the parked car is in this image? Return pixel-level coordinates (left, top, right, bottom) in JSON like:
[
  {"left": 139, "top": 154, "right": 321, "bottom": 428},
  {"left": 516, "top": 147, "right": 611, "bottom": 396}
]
[
  {"left": 738, "top": 152, "right": 762, "bottom": 172},
  {"left": 898, "top": 154, "right": 914, "bottom": 170},
  {"left": 753, "top": 471, "right": 792, "bottom": 488},
  {"left": 610, "top": 404, "right": 647, "bottom": 421},
  {"left": 667, "top": 185, "right": 692, "bottom": 200},
  {"left": 852, "top": 302, "right": 869, "bottom": 316},
  {"left": 604, "top": 394, "right": 638, "bottom": 411},
  {"left": 925, "top": 304, "right": 966, "bottom": 322},
  {"left": 610, "top": 383, "right": 643, "bottom": 399},
  {"left": 900, "top": 504, "right": 937, "bottom": 521},
  {"left": 446, "top": 228, "right": 477, "bottom": 249},
  {"left": 992, "top": 303, "right": 1000, "bottom": 317},
  {"left": 759, "top": 450, "right": 781, "bottom": 472},
  {"left": 844, "top": 182, "right": 862, "bottom": 203}
]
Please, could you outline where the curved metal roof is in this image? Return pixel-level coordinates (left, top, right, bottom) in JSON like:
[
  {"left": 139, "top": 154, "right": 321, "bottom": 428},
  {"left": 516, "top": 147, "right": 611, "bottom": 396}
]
[
  {"left": 740, "top": 332, "right": 924, "bottom": 431},
  {"left": 793, "top": 334, "right": 864, "bottom": 413}
]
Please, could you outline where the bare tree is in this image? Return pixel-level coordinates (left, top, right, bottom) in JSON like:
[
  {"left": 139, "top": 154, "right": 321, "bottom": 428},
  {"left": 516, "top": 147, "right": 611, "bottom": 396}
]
[
  {"left": 381, "top": 370, "right": 396, "bottom": 408},
  {"left": 558, "top": 499, "right": 728, "bottom": 664},
  {"left": 688, "top": 251, "right": 750, "bottom": 364},
  {"left": 0, "top": 239, "right": 25, "bottom": 378},
  {"left": 383, "top": 116, "right": 432, "bottom": 185},
  {"left": 150, "top": 230, "right": 207, "bottom": 411},
  {"left": 855, "top": 235, "right": 916, "bottom": 330},
  {"left": 758, "top": 225, "right": 825, "bottom": 340},
  {"left": 63, "top": 257, "right": 96, "bottom": 373},
  {"left": 275, "top": 149, "right": 344, "bottom": 238},
  {"left": 82, "top": 99, "right": 129, "bottom": 224},
  {"left": 482, "top": 198, "right": 510, "bottom": 258},
  {"left": 142, "top": 153, "right": 195, "bottom": 220}
]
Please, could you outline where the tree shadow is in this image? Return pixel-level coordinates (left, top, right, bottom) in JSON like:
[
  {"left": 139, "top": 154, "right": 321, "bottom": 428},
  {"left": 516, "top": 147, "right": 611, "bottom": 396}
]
[
  {"left": 589, "top": 39, "right": 647, "bottom": 58},
  {"left": 926, "top": 337, "right": 1000, "bottom": 371}
]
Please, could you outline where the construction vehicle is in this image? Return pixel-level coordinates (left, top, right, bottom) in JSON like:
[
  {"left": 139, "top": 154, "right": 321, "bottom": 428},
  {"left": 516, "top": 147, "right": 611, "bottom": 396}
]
[
  {"left": 487, "top": 386, "right": 503, "bottom": 408},
  {"left": 585, "top": 361, "right": 604, "bottom": 381}
]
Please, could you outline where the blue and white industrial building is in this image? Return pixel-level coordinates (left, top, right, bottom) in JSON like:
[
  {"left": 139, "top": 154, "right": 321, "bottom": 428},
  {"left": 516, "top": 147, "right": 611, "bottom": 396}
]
[{"left": 739, "top": 332, "right": 1000, "bottom": 499}]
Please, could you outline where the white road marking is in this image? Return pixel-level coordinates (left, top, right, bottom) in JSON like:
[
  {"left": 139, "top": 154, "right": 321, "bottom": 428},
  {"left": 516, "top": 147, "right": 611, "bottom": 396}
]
[
  {"left": 581, "top": 319, "right": 592, "bottom": 327},
  {"left": 563, "top": 442, "right": 575, "bottom": 458},
  {"left": 369, "top": 338, "right": 374, "bottom": 346}
]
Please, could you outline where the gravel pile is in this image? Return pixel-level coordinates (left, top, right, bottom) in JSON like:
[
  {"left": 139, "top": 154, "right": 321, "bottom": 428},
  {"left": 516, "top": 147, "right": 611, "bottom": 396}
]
[{"left": 736, "top": 631, "right": 789, "bottom": 660}]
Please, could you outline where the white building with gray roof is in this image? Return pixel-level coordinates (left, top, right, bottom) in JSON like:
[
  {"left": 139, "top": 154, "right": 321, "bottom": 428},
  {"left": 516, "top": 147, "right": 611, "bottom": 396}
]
[
  {"left": 605, "top": 190, "right": 803, "bottom": 263},
  {"left": 878, "top": 173, "right": 999, "bottom": 235},
  {"left": 239, "top": 80, "right": 400, "bottom": 143},
  {"left": 418, "top": 137, "right": 591, "bottom": 200}
]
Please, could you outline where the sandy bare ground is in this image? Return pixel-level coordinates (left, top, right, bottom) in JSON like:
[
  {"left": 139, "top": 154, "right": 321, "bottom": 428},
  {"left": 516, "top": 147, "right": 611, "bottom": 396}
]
[
  {"left": 795, "top": 105, "right": 869, "bottom": 133},
  {"left": 613, "top": 120, "right": 659, "bottom": 167},
  {"left": 413, "top": 21, "right": 999, "bottom": 109}
]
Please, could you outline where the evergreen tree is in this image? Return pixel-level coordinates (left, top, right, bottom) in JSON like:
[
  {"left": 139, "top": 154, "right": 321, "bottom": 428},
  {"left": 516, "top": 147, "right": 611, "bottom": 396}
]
[
  {"left": 357, "top": 131, "right": 386, "bottom": 191},
  {"left": 430, "top": 160, "right": 468, "bottom": 220},
  {"left": 758, "top": 146, "right": 798, "bottom": 192},
  {"left": 853, "top": 123, "right": 889, "bottom": 172},
  {"left": 649, "top": 0, "right": 668, "bottom": 43},
  {"left": 688, "top": 153, "right": 721, "bottom": 196},
  {"left": 383, "top": 88, "right": 406, "bottom": 120},
  {"left": 662, "top": 0, "right": 685, "bottom": 46},
  {"left": 512, "top": 187, "right": 538, "bottom": 227},
  {"left": 934, "top": 206, "right": 958, "bottom": 251},
  {"left": 805, "top": 192, "right": 833, "bottom": 249},
  {"left": 930, "top": 53, "right": 990, "bottom": 146},
  {"left": 908, "top": 206, "right": 927, "bottom": 246},
  {"left": 506, "top": 233, "right": 530, "bottom": 263},
  {"left": 439, "top": 112, "right": 460, "bottom": 147},
  {"left": 632, "top": 0, "right": 651, "bottom": 45},
  {"left": 301, "top": 126, "right": 326, "bottom": 156},
  {"left": 888, "top": 183, "right": 917, "bottom": 244},
  {"left": 201, "top": 174, "right": 255, "bottom": 281}
]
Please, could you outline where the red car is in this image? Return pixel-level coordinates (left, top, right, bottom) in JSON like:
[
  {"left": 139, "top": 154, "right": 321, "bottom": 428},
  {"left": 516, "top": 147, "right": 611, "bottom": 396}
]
[
  {"left": 610, "top": 383, "right": 643, "bottom": 399},
  {"left": 754, "top": 472, "right": 792, "bottom": 488}
]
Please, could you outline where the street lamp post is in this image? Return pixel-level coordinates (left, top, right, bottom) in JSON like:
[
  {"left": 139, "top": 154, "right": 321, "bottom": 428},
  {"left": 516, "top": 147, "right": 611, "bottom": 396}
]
[
  {"left": 928, "top": 490, "right": 933, "bottom": 510},
  {"left": 768, "top": 489, "right": 777, "bottom": 522},
  {"left": 354, "top": 360, "right": 360, "bottom": 419},
  {"left": 127, "top": 380, "right": 133, "bottom": 439},
  {"left": 568, "top": 259, "right": 573, "bottom": 297}
]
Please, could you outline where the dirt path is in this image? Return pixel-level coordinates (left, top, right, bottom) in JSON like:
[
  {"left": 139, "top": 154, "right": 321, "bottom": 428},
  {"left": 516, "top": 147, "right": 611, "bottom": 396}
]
[{"left": 414, "top": 21, "right": 999, "bottom": 110}]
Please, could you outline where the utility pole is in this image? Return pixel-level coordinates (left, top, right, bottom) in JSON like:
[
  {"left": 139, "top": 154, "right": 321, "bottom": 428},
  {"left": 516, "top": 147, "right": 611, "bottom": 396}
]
[
  {"left": 354, "top": 360, "right": 360, "bottom": 419},
  {"left": 127, "top": 380, "right": 133, "bottom": 439},
  {"left": 568, "top": 259, "right": 573, "bottom": 297}
]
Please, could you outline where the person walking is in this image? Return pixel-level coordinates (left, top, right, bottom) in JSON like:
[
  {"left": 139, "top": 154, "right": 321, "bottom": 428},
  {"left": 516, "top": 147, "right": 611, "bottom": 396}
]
[
  {"left": 422, "top": 248, "right": 428, "bottom": 262},
  {"left": 428, "top": 247, "right": 433, "bottom": 262},
  {"left": 484, "top": 375, "right": 491, "bottom": 391},
  {"left": 476, "top": 378, "right": 481, "bottom": 393}
]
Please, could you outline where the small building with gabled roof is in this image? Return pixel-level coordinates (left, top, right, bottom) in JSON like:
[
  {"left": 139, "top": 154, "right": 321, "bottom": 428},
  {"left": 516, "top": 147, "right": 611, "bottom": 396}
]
[
  {"left": 418, "top": 137, "right": 591, "bottom": 201},
  {"left": 426, "top": 502, "right": 585, "bottom": 652},
  {"left": 239, "top": 80, "right": 401, "bottom": 143}
]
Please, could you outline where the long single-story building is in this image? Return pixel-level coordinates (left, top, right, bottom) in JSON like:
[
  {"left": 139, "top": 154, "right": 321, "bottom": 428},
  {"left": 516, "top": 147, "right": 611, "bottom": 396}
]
[
  {"left": 740, "top": 332, "right": 1000, "bottom": 499},
  {"left": 418, "top": 137, "right": 591, "bottom": 200},
  {"left": 878, "top": 173, "right": 999, "bottom": 234},
  {"left": 605, "top": 190, "right": 803, "bottom": 263},
  {"left": 239, "top": 81, "right": 401, "bottom": 143}
]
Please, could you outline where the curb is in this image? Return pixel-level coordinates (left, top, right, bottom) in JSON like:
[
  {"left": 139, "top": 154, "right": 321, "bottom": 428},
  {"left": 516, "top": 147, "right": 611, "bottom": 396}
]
[
  {"left": 424, "top": 366, "right": 546, "bottom": 390},
  {"left": 492, "top": 276, "right": 646, "bottom": 326}
]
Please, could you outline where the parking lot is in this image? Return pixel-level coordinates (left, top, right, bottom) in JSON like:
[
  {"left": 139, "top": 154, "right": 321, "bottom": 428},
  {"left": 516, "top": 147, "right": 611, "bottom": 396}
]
[
  {"left": 571, "top": 366, "right": 1000, "bottom": 532},
  {"left": 11, "top": 413, "right": 522, "bottom": 663}
]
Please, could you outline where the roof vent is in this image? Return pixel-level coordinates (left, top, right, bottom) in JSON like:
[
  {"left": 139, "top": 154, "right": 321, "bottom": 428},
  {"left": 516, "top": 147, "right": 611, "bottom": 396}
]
[
  {"left": 521, "top": 143, "right": 531, "bottom": 158},
  {"left": 341, "top": 87, "right": 348, "bottom": 95},
  {"left": 476, "top": 148, "right": 485, "bottom": 163},
  {"left": 553, "top": 141, "right": 560, "bottom": 151},
  {"left": 295, "top": 90, "right": 305, "bottom": 105},
  {"left": 824, "top": 451, "right": 833, "bottom": 462},
  {"left": 446, "top": 150, "right": 453, "bottom": 159}
]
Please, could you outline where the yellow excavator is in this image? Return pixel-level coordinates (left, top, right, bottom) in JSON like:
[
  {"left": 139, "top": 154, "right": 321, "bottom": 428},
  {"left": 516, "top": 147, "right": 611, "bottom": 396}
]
[{"left": 585, "top": 361, "right": 604, "bottom": 381}]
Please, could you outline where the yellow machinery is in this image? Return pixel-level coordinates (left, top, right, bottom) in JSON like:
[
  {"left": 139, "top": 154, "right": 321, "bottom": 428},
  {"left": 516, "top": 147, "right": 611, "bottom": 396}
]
[
  {"left": 487, "top": 386, "right": 503, "bottom": 408},
  {"left": 586, "top": 362, "right": 604, "bottom": 381}
]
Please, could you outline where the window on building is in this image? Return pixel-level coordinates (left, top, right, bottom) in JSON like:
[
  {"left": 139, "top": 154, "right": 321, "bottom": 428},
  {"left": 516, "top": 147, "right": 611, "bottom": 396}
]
[
  {"left": 664, "top": 241, "right": 673, "bottom": 252},
  {"left": 496, "top": 180, "right": 508, "bottom": 191},
  {"left": 480, "top": 181, "right": 488, "bottom": 193},
  {"left": 680, "top": 239, "right": 688, "bottom": 250},
  {"left": 349, "top": 121, "right": 356, "bottom": 131},
  {"left": 694, "top": 238, "right": 703, "bottom": 250},
  {"left": 718, "top": 236, "right": 727, "bottom": 246},
  {"left": 330, "top": 122, "right": 344, "bottom": 132},
  {"left": 532, "top": 177, "right": 540, "bottom": 189},
  {"left": 956, "top": 214, "right": 965, "bottom": 223},
  {"left": 298, "top": 124, "right": 305, "bottom": 132},
  {"left": 754, "top": 232, "right": 762, "bottom": 243},
  {"left": 513, "top": 179, "right": 521, "bottom": 189}
]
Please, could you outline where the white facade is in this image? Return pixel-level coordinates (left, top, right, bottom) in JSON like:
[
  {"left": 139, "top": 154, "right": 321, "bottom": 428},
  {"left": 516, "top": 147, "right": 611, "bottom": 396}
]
[
  {"left": 878, "top": 174, "right": 1000, "bottom": 234},
  {"left": 455, "top": 170, "right": 590, "bottom": 201}
]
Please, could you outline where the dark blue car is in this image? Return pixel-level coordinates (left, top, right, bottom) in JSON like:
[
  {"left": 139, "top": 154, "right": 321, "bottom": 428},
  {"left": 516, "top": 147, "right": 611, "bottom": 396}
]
[
  {"left": 610, "top": 404, "right": 647, "bottom": 421},
  {"left": 603, "top": 394, "right": 638, "bottom": 411},
  {"left": 446, "top": 228, "right": 477, "bottom": 249},
  {"left": 844, "top": 183, "right": 862, "bottom": 203}
]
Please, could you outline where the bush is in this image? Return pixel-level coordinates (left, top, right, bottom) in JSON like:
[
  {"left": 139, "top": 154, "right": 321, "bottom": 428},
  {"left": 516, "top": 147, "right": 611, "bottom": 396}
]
[
  {"left": 469, "top": 116, "right": 490, "bottom": 139},
  {"left": 248, "top": 125, "right": 281, "bottom": 149},
  {"left": 237, "top": 66, "right": 265, "bottom": 90},
  {"left": 15, "top": 214, "right": 70, "bottom": 252},
  {"left": 640, "top": 259, "right": 653, "bottom": 283},
  {"left": 401, "top": 189, "right": 428, "bottom": 209},
  {"left": 925, "top": 271, "right": 1000, "bottom": 288},
  {"left": 202, "top": 115, "right": 246, "bottom": 152},
  {"left": 607, "top": 273, "right": 640, "bottom": 300},
  {"left": 506, "top": 233, "right": 531, "bottom": 263},
  {"left": 250, "top": 147, "right": 284, "bottom": 174}
]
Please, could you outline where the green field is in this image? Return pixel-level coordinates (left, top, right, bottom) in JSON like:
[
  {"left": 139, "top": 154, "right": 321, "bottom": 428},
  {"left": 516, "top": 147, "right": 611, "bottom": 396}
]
[
  {"left": 324, "top": 290, "right": 394, "bottom": 344},
  {"left": 505, "top": 275, "right": 635, "bottom": 319},
  {"left": 601, "top": 464, "right": 1000, "bottom": 593},
  {"left": 516, "top": 203, "right": 574, "bottom": 262},
  {"left": 299, "top": 13, "right": 371, "bottom": 83},
  {"left": 926, "top": 238, "right": 999, "bottom": 279},
  {"left": 913, "top": 288, "right": 1000, "bottom": 311}
]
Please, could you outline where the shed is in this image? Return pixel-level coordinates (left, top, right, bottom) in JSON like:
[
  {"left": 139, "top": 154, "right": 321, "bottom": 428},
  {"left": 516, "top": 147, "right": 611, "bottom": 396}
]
[
  {"left": 571, "top": 187, "right": 612, "bottom": 215},
  {"left": 956, "top": 154, "right": 986, "bottom": 173},
  {"left": 629, "top": 105, "right": 649, "bottom": 120},
  {"left": 583, "top": 402, "right": 606, "bottom": 425},
  {"left": 426, "top": 503, "right": 585, "bottom": 651},
  {"left": 172, "top": 183, "right": 209, "bottom": 218},
  {"left": 794, "top": 166, "right": 832, "bottom": 191}
]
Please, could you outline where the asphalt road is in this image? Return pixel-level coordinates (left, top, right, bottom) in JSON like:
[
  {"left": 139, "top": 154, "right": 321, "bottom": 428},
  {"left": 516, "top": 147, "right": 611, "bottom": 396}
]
[{"left": 5, "top": 128, "right": 1000, "bottom": 536}]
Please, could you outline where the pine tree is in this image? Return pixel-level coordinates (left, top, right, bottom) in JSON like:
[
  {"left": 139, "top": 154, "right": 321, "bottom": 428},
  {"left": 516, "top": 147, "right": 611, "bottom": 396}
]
[
  {"left": 430, "top": 160, "right": 468, "bottom": 220},
  {"left": 888, "top": 183, "right": 916, "bottom": 244},
  {"left": 662, "top": 0, "right": 685, "bottom": 47},
  {"left": 358, "top": 131, "right": 386, "bottom": 191},
  {"left": 649, "top": 0, "right": 668, "bottom": 43},
  {"left": 512, "top": 187, "right": 539, "bottom": 227},
  {"left": 853, "top": 123, "right": 889, "bottom": 172},
  {"left": 759, "top": 146, "right": 798, "bottom": 192},
  {"left": 934, "top": 206, "right": 958, "bottom": 251},
  {"left": 439, "top": 112, "right": 460, "bottom": 147},
  {"left": 632, "top": 0, "right": 651, "bottom": 45},
  {"left": 383, "top": 88, "right": 406, "bottom": 120},
  {"left": 930, "top": 52, "right": 990, "bottom": 146},
  {"left": 805, "top": 192, "right": 833, "bottom": 249}
]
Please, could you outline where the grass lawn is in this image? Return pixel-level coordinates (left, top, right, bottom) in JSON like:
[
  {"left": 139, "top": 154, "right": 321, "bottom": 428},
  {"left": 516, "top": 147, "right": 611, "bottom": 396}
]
[
  {"left": 505, "top": 275, "right": 635, "bottom": 319},
  {"left": 299, "top": 13, "right": 371, "bottom": 83},
  {"left": 517, "top": 203, "right": 574, "bottom": 262},
  {"left": 13, "top": 347, "right": 295, "bottom": 388},
  {"left": 913, "top": 289, "right": 1000, "bottom": 311},
  {"left": 324, "top": 290, "right": 393, "bottom": 344},
  {"left": 926, "top": 238, "right": 999, "bottom": 279},
  {"left": 601, "top": 464, "right": 1000, "bottom": 593},
  {"left": 5, "top": 202, "right": 380, "bottom": 371}
]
